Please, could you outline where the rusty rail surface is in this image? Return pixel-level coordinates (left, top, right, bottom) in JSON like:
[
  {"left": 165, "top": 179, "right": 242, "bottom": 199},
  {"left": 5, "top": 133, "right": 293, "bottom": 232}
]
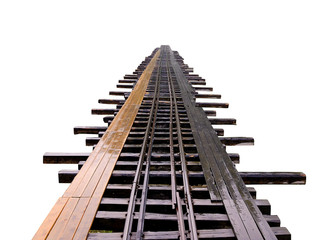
[{"left": 35, "top": 45, "right": 305, "bottom": 240}]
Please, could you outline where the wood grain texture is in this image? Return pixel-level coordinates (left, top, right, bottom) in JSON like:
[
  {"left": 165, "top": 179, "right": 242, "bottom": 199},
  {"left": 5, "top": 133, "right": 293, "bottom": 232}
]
[{"left": 33, "top": 50, "right": 160, "bottom": 240}]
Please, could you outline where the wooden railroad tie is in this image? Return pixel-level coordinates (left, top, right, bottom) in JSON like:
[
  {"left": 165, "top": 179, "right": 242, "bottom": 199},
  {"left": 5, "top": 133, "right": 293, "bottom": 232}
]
[{"left": 34, "top": 45, "right": 305, "bottom": 240}]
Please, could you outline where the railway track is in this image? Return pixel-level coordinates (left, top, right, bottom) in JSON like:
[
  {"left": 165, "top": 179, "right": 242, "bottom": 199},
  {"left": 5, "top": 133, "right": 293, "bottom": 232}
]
[{"left": 34, "top": 45, "right": 305, "bottom": 240}]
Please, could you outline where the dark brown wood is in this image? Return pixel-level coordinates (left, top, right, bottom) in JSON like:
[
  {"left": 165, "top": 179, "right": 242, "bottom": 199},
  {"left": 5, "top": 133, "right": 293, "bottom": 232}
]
[
  {"left": 193, "top": 86, "right": 213, "bottom": 91},
  {"left": 219, "top": 137, "right": 254, "bottom": 146},
  {"left": 195, "top": 93, "right": 221, "bottom": 99},
  {"left": 103, "top": 116, "right": 115, "bottom": 123},
  {"left": 87, "top": 227, "right": 290, "bottom": 240},
  {"left": 119, "top": 79, "right": 137, "bottom": 83},
  {"left": 214, "top": 128, "right": 224, "bottom": 136},
  {"left": 240, "top": 172, "right": 306, "bottom": 184},
  {"left": 124, "top": 74, "right": 138, "bottom": 79},
  {"left": 91, "top": 109, "right": 117, "bottom": 115},
  {"left": 34, "top": 49, "right": 161, "bottom": 240},
  {"left": 196, "top": 102, "right": 229, "bottom": 108},
  {"left": 116, "top": 84, "right": 134, "bottom": 89},
  {"left": 86, "top": 137, "right": 252, "bottom": 148},
  {"left": 43, "top": 152, "right": 89, "bottom": 164},
  {"left": 59, "top": 170, "right": 306, "bottom": 185},
  {"left": 100, "top": 197, "right": 270, "bottom": 212},
  {"left": 109, "top": 91, "right": 129, "bottom": 96},
  {"left": 103, "top": 184, "right": 257, "bottom": 199},
  {"left": 209, "top": 118, "right": 237, "bottom": 125},
  {"left": 98, "top": 99, "right": 125, "bottom": 104},
  {"left": 171, "top": 48, "right": 277, "bottom": 239},
  {"left": 94, "top": 210, "right": 280, "bottom": 223},
  {"left": 190, "top": 81, "right": 206, "bottom": 85},
  {"left": 74, "top": 126, "right": 107, "bottom": 134}
]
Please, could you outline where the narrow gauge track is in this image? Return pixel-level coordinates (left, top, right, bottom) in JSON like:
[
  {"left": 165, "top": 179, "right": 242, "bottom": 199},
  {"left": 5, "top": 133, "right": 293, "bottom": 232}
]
[{"left": 35, "top": 46, "right": 305, "bottom": 240}]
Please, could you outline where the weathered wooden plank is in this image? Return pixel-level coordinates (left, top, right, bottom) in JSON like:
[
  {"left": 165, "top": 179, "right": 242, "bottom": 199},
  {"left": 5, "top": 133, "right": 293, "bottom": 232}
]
[
  {"left": 228, "top": 153, "right": 240, "bottom": 163},
  {"left": 214, "top": 128, "right": 224, "bottom": 136},
  {"left": 219, "top": 137, "right": 254, "bottom": 146},
  {"left": 209, "top": 118, "right": 237, "bottom": 125},
  {"left": 94, "top": 211, "right": 279, "bottom": 226},
  {"left": 109, "top": 91, "right": 129, "bottom": 96},
  {"left": 119, "top": 79, "right": 137, "bottom": 83},
  {"left": 99, "top": 197, "right": 270, "bottom": 214},
  {"left": 59, "top": 197, "right": 90, "bottom": 239},
  {"left": 59, "top": 170, "right": 306, "bottom": 185},
  {"left": 98, "top": 99, "right": 125, "bottom": 104},
  {"left": 91, "top": 109, "right": 117, "bottom": 115},
  {"left": 74, "top": 126, "right": 107, "bottom": 135},
  {"left": 190, "top": 81, "right": 206, "bottom": 85},
  {"left": 104, "top": 183, "right": 257, "bottom": 195},
  {"left": 72, "top": 196, "right": 102, "bottom": 240},
  {"left": 70, "top": 50, "right": 160, "bottom": 239},
  {"left": 33, "top": 197, "right": 69, "bottom": 240},
  {"left": 46, "top": 197, "right": 79, "bottom": 240},
  {"left": 116, "top": 84, "right": 134, "bottom": 89},
  {"left": 88, "top": 227, "right": 289, "bottom": 240},
  {"left": 124, "top": 74, "right": 138, "bottom": 79},
  {"left": 101, "top": 184, "right": 257, "bottom": 200},
  {"left": 193, "top": 86, "right": 213, "bottom": 91},
  {"left": 85, "top": 137, "right": 101, "bottom": 146},
  {"left": 85, "top": 137, "right": 252, "bottom": 148},
  {"left": 103, "top": 116, "right": 115, "bottom": 123},
  {"left": 35, "top": 49, "right": 161, "bottom": 240},
  {"left": 43, "top": 152, "right": 89, "bottom": 164},
  {"left": 170, "top": 47, "right": 276, "bottom": 240},
  {"left": 196, "top": 102, "right": 229, "bottom": 108},
  {"left": 77, "top": 152, "right": 238, "bottom": 169},
  {"left": 240, "top": 172, "right": 306, "bottom": 184},
  {"left": 195, "top": 93, "right": 221, "bottom": 99}
]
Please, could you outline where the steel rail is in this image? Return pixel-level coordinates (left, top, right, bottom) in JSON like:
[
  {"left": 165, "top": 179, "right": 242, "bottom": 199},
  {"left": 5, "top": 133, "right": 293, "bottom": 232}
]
[
  {"left": 169, "top": 47, "right": 278, "bottom": 240},
  {"left": 176, "top": 192, "right": 187, "bottom": 240},
  {"left": 167, "top": 55, "right": 187, "bottom": 240},
  {"left": 122, "top": 56, "right": 162, "bottom": 240},
  {"left": 33, "top": 49, "right": 160, "bottom": 240},
  {"left": 167, "top": 52, "right": 198, "bottom": 240},
  {"left": 135, "top": 62, "right": 161, "bottom": 239},
  {"left": 36, "top": 46, "right": 304, "bottom": 240},
  {"left": 168, "top": 67, "right": 177, "bottom": 209}
]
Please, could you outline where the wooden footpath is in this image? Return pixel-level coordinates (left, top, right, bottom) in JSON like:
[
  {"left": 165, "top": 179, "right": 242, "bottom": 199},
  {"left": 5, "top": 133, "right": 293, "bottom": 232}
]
[{"left": 34, "top": 46, "right": 305, "bottom": 240}]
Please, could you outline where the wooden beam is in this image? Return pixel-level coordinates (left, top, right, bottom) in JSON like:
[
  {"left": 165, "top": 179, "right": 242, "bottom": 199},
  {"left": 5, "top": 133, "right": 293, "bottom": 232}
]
[
  {"left": 59, "top": 170, "right": 306, "bottom": 185},
  {"left": 43, "top": 152, "right": 90, "bottom": 164},
  {"left": 98, "top": 99, "right": 125, "bottom": 104},
  {"left": 109, "top": 91, "right": 129, "bottom": 96},
  {"left": 195, "top": 94, "right": 221, "bottom": 99},
  {"left": 91, "top": 109, "right": 117, "bottom": 115},
  {"left": 119, "top": 79, "right": 137, "bottom": 83},
  {"left": 209, "top": 118, "right": 237, "bottom": 125},
  {"left": 87, "top": 227, "right": 290, "bottom": 240},
  {"left": 240, "top": 172, "right": 306, "bottom": 185},
  {"left": 193, "top": 86, "right": 213, "bottom": 91},
  {"left": 196, "top": 102, "right": 229, "bottom": 108},
  {"left": 74, "top": 126, "right": 107, "bottom": 134},
  {"left": 219, "top": 137, "right": 254, "bottom": 146},
  {"left": 190, "top": 81, "right": 206, "bottom": 85},
  {"left": 34, "top": 50, "right": 161, "bottom": 240},
  {"left": 124, "top": 74, "right": 138, "bottom": 79},
  {"left": 116, "top": 84, "right": 134, "bottom": 89}
]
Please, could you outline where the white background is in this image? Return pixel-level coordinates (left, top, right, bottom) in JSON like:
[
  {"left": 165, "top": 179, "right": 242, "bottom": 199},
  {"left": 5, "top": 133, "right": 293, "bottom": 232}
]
[{"left": 1, "top": 1, "right": 323, "bottom": 239}]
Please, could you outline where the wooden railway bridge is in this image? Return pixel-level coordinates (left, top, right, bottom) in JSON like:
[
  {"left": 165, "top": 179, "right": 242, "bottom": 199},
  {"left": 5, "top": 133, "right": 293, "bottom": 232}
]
[{"left": 34, "top": 45, "right": 306, "bottom": 240}]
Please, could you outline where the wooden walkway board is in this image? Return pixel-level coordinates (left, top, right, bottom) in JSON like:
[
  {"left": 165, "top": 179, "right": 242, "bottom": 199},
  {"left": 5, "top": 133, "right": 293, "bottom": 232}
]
[
  {"left": 33, "top": 50, "right": 160, "bottom": 240},
  {"left": 170, "top": 47, "right": 278, "bottom": 239}
]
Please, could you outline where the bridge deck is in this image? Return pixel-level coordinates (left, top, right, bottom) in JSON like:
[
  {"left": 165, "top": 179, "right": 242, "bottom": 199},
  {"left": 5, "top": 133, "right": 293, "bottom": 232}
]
[{"left": 34, "top": 46, "right": 305, "bottom": 240}]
